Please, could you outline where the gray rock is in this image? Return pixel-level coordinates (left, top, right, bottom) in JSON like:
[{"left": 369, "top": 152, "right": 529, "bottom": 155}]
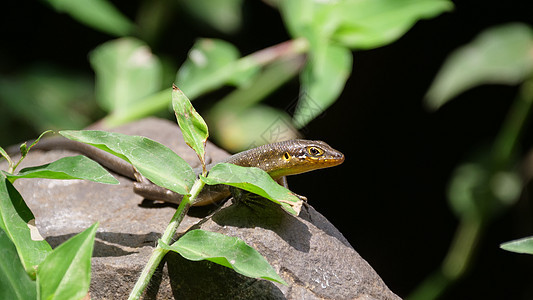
[{"left": 2, "top": 118, "right": 400, "bottom": 299}]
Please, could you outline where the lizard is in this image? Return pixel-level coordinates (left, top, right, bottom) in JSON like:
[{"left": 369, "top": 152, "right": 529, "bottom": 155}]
[{"left": 17, "top": 137, "right": 345, "bottom": 206}]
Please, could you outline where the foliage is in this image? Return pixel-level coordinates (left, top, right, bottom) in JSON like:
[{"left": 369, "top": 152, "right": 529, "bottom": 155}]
[
  {"left": 160, "top": 229, "right": 287, "bottom": 285},
  {"left": 0, "top": 155, "right": 106, "bottom": 298},
  {"left": 0, "top": 0, "right": 461, "bottom": 298},
  {"left": 0, "top": 85, "right": 302, "bottom": 299},
  {"left": 0, "top": 0, "right": 453, "bottom": 151},
  {"left": 408, "top": 23, "right": 533, "bottom": 300}
]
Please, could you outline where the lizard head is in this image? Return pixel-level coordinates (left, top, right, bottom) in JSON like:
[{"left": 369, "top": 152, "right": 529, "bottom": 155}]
[{"left": 269, "top": 139, "right": 345, "bottom": 179}]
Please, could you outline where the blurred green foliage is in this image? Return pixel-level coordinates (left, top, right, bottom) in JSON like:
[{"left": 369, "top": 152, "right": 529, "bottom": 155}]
[
  {"left": 0, "top": 0, "right": 452, "bottom": 151},
  {"left": 409, "top": 23, "right": 533, "bottom": 300}
]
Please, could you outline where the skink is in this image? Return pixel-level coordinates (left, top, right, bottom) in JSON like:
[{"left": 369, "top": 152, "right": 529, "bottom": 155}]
[{"left": 25, "top": 137, "right": 345, "bottom": 206}]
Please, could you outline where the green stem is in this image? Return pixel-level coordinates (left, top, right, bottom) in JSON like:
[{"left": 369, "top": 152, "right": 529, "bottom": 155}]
[
  {"left": 104, "top": 38, "right": 309, "bottom": 127},
  {"left": 407, "top": 218, "right": 483, "bottom": 300},
  {"left": 409, "top": 79, "right": 533, "bottom": 300},
  {"left": 128, "top": 178, "right": 206, "bottom": 300},
  {"left": 208, "top": 55, "right": 305, "bottom": 118},
  {"left": 492, "top": 78, "right": 533, "bottom": 164},
  {"left": 441, "top": 218, "right": 483, "bottom": 279}
]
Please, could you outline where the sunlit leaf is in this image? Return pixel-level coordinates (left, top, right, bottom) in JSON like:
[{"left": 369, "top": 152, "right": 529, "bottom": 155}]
[
  {"left": 59, "top": 130, "right": 195, "bottom": 195},
  {"left": 426, "top": 23, "right": 533, "bottom": 110},
  {"left": 37, "top": 223, "right": 98, "bottom": 300},
  {"left": 44, "top": 0, "right": 134, "bottom": 36},
  {"left": 172, "top": 86, "right": 209, "bottom": 171},
  {"left": 160, "top": 229, "right": 287, "bottom": 285},
  {"left": 0, "top": 172, "right": 52, "bottom": 278},
  {"left": 6, "top": 155, "right": 119, "bottom": 185},
  {"left": 501, "top": 236, "right": 533, "bottom": 255},
  {"left": 90, "top": 38, "right": 162, "bottom": 114},
  {"left": 202, "top": 163, "right": 302, "bottom": 215},
  {"left": 0, "top": 227, "right": 37, "bottom": 300}
]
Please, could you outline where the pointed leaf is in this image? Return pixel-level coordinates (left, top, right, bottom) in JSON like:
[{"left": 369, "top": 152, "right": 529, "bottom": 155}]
[
  {"left": 59, "top": 130, "right": 195, "bottom": 195},
  {"left": 44, "top": 0, "right": 134, "bottom": 36},
  {"left": 202, "top": 163, "right": 302, "bottom": 215},
  {"left": 37, "top": 223, "right": 98, "bottom": 300},
  {"left": 172, "top": 85, "right": 209, "bottom": 171},
  {"left": 25, "top": 130, "right": 54, "bottom": 157},
  {"left": 0, "top": 227, "right": 37, "bottom": 300},
  {"left": 501, "top": 236, "right": 533, "bottom": 255},
  {"left": 161, "top": 229, "right": 287, "bottom": 285},
  {"left": 426, "top": 23, "right": 533, "bottom": 110},
  {"left": 0, "top": 147, "right": 12, "bottom": 165},
  {"left": 0, "top": 172, "right": 52, "bottom": 278},
  {"left": 6, "top": 155, "right": 119, "bottom": 184}
]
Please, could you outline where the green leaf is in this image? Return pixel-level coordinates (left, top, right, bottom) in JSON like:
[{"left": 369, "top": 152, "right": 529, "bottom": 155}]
[
  {"left": 90, "top": 38, "right": 162, "bottom": 114},
  {"left": 426, "top": 23, "right": 533, "bottom": 110},
  {"left": 294, "top": 43, "right": 352, "bottom": 128},
  {"left": 282, "top": 0, "right": 452, "bottom": 127},
  {"left": 8, "top": 130, "right": 55, "bottom": 174},
  {"left": 202, "top": 163, "right": 302, "bottom": 215},
  {"left": 160, "top": 229, "right": 287, "bottom": 285},
  {"left": 181, "top": 0, "right": 243, "bottom": 34},
  {"left": 330, "top": 0, "right": 454, "bottom": 49},
  {"left": 501, "top": 236, "right": 533, "bottom": 255},
  {"left": 0, "top": 227, "right": 37, "bottom": 300},
  {"left": 59, "top": 130, "right": 195, "bottom": 195},
  {"left": 0, "top": 172, "right": 52, "bottom": 278},
  {"left": 0, "top": 147, "right": 12, "bottom": 166},
  {"left": 176, "top": 39, "right": 259, "bottom": 99},
  {"left": 44, "top": 0, "right": 134, "bottom": 36},
  {"left": 279, "top": 0, "right": 316, "bottom": 40},
  {"left": 281, "top": 0, "right": 453, "bottom": 50},
  {"left": 26, "top": 130, "right": 54, "bottom": 157},
  {"left": 6, "top": 155, "right": 119, "bottom": 185},
  {"left": 37, "top": 223, "right": 98, "bottom": 300},
  {"left": 172, "top": 86, "right": 209, "bottom": 171}
]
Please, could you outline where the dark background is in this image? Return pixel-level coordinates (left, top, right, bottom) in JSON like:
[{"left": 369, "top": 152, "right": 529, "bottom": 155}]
[{"left": 2, "top": 1, "right": 533, "bottom": 299}]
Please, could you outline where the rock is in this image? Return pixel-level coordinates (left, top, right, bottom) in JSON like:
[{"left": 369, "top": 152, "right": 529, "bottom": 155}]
[{"left": 2, "top": 117, "right": 400, "bottom": 299}]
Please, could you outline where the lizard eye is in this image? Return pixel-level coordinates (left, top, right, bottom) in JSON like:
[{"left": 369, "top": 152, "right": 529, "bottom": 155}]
[
  {"left": 283, "top": 152, "right": 291, "bottom": 161},
  {"left": 307, "top": 146, "right": 324, "bottom": 157}
]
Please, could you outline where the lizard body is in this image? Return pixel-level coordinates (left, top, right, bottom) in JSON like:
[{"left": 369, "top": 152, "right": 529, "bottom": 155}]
[{"left": 24, "top": 137, "right": 344, "bottom": 206}]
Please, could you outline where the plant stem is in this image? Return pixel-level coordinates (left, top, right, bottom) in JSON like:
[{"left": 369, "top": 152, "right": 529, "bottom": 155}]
[
  {"left": 407, "top": 218, "right": 482, "bottom": 300},
  {"left": 492, "top": 77, "right": 533, "bottom": 164},
  {"left": 104, "top": 38, "right": 309, "bottom": 127},
  {"left": 408, "top": 79, "right": 533, "bottom": 300},
  {"left": 128, "top": 178, "right": 206, "bottom": 300}
]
